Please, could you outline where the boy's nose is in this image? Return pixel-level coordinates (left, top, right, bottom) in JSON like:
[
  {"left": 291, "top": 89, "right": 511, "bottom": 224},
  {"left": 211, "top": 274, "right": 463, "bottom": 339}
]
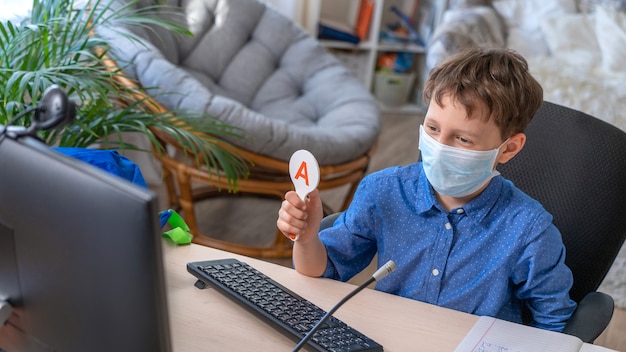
[{"left": 435, "top": 134, "right": 455, "bottom": 147}]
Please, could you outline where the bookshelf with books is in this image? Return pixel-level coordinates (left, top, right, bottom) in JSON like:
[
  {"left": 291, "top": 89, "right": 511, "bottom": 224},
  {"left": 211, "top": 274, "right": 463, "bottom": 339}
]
[{"left": 300, "top": 0, "right": 444, "bottom": 114}]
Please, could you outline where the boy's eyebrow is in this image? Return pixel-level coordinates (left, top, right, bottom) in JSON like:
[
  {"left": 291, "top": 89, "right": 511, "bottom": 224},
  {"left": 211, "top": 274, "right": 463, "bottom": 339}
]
[{"left": 448, "top": 127, "right": 475, "bottom": 136}]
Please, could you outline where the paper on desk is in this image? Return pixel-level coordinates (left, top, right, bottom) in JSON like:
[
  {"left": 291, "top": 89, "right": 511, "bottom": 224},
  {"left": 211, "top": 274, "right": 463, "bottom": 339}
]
[
  {"left": 455, "top": 316, "right": 586, "bottom": 352},
  {"left": 579, "top": 344, "right": 619, "bottom": 352}
]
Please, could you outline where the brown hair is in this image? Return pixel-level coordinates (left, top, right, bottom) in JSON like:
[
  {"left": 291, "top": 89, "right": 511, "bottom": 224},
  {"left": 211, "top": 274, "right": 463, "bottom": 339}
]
[{"left": 423, "top": 46, "right": 543, "bottom": 139}]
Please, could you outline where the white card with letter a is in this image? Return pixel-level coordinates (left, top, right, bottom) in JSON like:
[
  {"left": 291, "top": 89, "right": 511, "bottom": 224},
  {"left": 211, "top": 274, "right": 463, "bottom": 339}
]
[{"left": 289, "top": 149, "right": 320, "bottom": 201}]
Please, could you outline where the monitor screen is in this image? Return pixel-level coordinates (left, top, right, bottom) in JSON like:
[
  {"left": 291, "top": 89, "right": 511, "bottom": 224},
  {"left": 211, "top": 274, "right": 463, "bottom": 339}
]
[{"left": 0, "top": 133, "right": 171, "bottom": 352}]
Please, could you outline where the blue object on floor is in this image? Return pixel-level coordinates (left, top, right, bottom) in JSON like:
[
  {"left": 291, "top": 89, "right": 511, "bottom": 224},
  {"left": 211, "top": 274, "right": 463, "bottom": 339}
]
[{"left": 53, "top": 148, "right": 147, "bottom": 188}]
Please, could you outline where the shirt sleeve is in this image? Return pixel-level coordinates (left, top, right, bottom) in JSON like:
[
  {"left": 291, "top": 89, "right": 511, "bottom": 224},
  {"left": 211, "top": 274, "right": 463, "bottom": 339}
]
[
  {"left": 512, "top": 214, "right": 577, "bottom": 332},
  {"left": 319, "top": 173, "right": 381, "bottom": 282}
]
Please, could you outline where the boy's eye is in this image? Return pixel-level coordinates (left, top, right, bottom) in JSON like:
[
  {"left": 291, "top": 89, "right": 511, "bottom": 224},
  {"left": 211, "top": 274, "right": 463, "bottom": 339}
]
[{"left": 457, "top": 136, "right": 471, "bottom": 144}]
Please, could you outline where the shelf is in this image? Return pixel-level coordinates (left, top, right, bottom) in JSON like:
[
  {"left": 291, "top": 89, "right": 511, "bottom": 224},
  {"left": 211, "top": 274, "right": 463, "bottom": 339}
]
[
  {"left": 378, "top": 101, "right": 425, "bottom": 115},
  {"left": 319, "top": 39, "right": 375, "bottom": 50},
  {"left": 300, "top": 0, "right": 442, "bottom": 115},
  {"left": 377, "top": 42, "right": 425, "bottom": 53}
]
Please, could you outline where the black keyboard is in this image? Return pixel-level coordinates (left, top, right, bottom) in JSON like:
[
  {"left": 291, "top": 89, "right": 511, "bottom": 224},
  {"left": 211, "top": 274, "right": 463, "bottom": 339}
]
[{"left": 187, "top": 258, "right": 383, "bottom": 352}]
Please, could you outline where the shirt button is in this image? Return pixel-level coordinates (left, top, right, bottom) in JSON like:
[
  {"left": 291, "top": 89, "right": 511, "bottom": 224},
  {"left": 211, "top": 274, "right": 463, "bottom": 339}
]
[
  {"left": 432, "top": 269, "right": 440, "bottom": 276},
  {"left": 456, "top": 208, "right": 464, "bottom": 214},
  {"left": 445, "top": 222, "right": 451, "bottom": 230}
]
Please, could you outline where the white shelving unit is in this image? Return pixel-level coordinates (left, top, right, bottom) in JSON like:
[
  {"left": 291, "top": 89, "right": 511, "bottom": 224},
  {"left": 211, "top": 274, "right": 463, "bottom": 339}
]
[{"left": 299, "top": 0, "right": 443, "bottom": 115}]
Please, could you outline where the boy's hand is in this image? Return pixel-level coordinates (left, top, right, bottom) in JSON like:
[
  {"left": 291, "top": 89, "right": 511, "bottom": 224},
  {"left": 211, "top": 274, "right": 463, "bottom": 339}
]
[{"left": 277, "top": 189, "right": 323, "bottom": 243}]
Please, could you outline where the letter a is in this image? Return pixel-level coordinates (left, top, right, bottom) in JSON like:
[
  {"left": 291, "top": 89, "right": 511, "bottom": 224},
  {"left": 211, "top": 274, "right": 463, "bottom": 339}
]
[{"left": 295, "top": 161, "right": 309, "bottom": 186}]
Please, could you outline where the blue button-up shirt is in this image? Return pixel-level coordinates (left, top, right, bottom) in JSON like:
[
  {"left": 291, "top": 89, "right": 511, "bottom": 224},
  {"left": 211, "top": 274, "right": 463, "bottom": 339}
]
[{"left": 319, "top": 162, "right": 576, "bottom": 331}]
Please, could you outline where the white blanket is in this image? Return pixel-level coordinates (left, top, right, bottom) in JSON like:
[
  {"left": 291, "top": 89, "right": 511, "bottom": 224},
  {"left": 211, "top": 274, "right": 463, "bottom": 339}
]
[
  {"left": 493, "top": 1, "right": 626, "bottom": 132},
  {"left": 528, "top": 56, "right": 626, "bottom": 132}
]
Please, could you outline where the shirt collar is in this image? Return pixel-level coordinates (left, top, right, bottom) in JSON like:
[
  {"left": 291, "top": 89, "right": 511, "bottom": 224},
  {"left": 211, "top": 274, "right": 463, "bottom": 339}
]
[
  {"left": 461, "top": 176, "right": 503, "bottom": 223},
  {"left": 416, "top": 164, "right": 439, "bottom": 214}
]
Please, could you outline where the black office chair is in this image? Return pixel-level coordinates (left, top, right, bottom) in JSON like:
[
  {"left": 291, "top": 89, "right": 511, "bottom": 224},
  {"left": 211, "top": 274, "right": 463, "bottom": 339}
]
[
  {"left": 319, "top": 101, "right": 626, "bottom": 343},
  {"left": 498, "top": 101, "right": 626, "bottom": 342}
]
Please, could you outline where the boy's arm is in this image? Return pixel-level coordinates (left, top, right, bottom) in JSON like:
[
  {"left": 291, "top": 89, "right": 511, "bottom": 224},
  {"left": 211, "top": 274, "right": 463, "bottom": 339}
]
[
  {"left": 292, "top": 228, "right": 328, "bottom": 277},
  {"left": 277, "top": 189, "right": 327, "bottom": 277},
  {"left": 513, "top": 224, "right": 577, "bottom": 332}
]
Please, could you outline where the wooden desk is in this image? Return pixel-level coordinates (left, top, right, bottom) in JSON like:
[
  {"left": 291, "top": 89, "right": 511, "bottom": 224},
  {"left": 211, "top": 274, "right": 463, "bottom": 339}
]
[
  {"left": 0, "top": 241, "right": 615, "bottom": 351},
  {"left": 163, "top": 242, "right": 478, "bottom": 351}
]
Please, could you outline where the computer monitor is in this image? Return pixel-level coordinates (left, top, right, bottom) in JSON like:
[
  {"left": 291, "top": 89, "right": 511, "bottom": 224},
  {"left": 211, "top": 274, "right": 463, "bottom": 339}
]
[{"left": 0, "top": 133, "right": 171, "bottom": 351}]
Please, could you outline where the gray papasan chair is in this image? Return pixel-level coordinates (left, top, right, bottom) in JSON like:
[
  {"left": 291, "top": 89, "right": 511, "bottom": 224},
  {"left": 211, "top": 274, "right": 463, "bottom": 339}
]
[{"left": 99, "top": 0, "right": 381, "bottom": 258}]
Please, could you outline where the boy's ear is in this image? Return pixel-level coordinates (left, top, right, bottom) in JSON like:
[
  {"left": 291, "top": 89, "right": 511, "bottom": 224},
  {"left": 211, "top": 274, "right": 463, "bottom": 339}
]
[{"left": 497, "top": 132, "right": 526, "bottom": 164}]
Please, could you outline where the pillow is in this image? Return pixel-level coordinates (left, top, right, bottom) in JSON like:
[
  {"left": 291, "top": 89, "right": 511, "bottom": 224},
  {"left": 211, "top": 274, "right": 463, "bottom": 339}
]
[
  {"left": 594, "top": 5, "right": 626, "bottom": 72},
  {"left": 540, "top": 13, "right": 600, "bottom": 65},
  {"left": 493, "top": 0, "right": 577, "bottom": 29},
  {"left": 426, "top": 6, "right": 505, "bottom": 70},
  {"left": 505, "top": 27, "right": 550, "bottom": 59},
  {"left": 493, "top": 0, "right": 577, "bottom": 58}
]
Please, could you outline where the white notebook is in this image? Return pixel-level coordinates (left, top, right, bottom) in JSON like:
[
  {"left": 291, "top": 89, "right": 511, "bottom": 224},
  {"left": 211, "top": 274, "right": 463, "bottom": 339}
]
[{"left": 455, "top": 316, "right": 616, "bottom": 352}]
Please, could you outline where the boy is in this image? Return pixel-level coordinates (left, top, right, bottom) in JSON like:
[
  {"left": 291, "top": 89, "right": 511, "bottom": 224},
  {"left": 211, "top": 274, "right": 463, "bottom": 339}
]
[{"left": 276, "top": 46, "right": 576, "bottom": 332}]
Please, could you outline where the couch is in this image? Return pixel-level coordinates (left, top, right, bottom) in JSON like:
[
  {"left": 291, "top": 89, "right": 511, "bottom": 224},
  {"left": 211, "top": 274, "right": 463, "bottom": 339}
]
[{"left": 427, "top": 0, "right": 626, "bottom": 132}]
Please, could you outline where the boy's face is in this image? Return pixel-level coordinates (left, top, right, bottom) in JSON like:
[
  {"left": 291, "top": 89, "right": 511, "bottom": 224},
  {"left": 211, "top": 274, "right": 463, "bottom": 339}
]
[
  {"left": 420, "top": 94, "right": 526, "bottom": 206},
  {"left": 423, "top": 95, "right": 505, "bottom": 152}
]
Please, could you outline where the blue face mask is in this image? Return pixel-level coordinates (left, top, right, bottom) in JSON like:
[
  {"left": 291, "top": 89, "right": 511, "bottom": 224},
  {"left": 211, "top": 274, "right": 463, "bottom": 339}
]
[{"left": 418, "top": 125, "right": 504, "bottom": 197}]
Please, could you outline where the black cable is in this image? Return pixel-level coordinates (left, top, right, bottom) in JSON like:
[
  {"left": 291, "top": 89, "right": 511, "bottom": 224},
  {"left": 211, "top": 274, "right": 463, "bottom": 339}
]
[
  {"left": 292, "top": 276, "right": 376, "bottom": 352},
  {"left": 0, "top": 106, "right": 37, "bottom": 141}
]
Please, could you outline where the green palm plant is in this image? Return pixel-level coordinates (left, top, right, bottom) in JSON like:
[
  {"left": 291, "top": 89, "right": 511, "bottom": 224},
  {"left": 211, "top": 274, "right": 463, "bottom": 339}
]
[{"left": 0, "top": 0, "right": 249, "bottom": 189}]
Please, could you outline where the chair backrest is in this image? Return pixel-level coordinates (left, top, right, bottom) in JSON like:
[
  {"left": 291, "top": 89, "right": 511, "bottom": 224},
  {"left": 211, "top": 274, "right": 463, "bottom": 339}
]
[{"left": 498, "top": 101, "right": 626, "bottom": 303}]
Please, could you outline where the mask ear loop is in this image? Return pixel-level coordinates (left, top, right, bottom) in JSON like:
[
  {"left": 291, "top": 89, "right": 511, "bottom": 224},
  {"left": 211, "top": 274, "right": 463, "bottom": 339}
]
[
  {"left": 498, "top": 138, "right": 510, "bottom": 150},
  {"left": 492, "top": 137, "right": 512, "bottom": 170}
]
